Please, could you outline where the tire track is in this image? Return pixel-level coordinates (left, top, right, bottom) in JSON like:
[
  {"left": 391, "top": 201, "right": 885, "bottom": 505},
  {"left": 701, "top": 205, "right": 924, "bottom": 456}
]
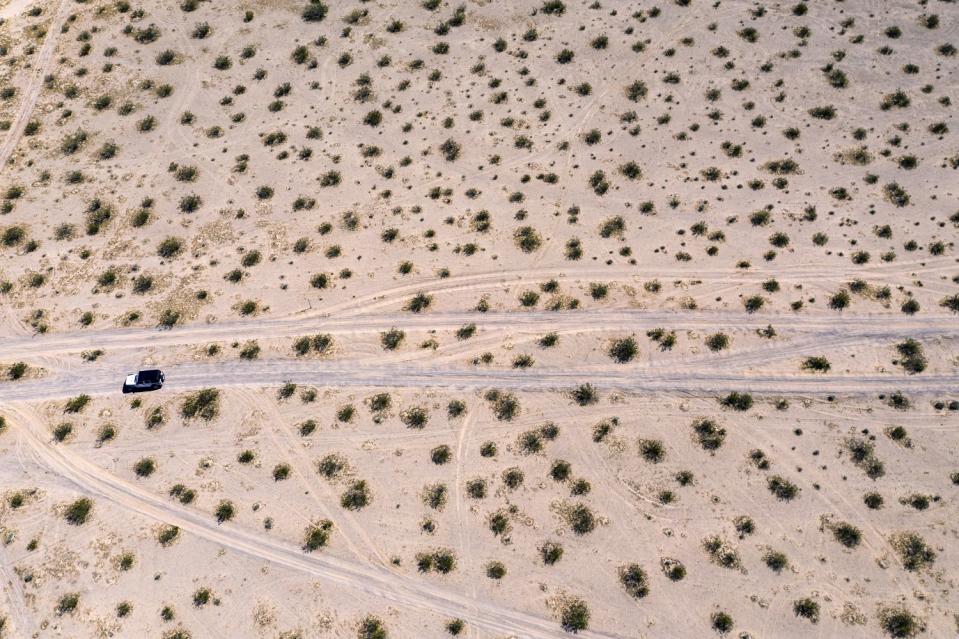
[
  {"left": 1, "top": 308, "right": 956, "bottom": 359},
  {"left": 2, "top": 358, "right": 957, "bottom": 404},
  {"left": 2, "top": 404, "right": 623, "bottom": 639},
  {"left": 0, "top": 0, "right": 68, "bottom": 169}
]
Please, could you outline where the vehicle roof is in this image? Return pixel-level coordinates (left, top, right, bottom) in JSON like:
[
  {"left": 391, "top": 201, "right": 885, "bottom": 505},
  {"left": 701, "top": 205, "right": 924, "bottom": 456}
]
[{"left": 137, "top": 369, "right": 163, "bottom": 382}]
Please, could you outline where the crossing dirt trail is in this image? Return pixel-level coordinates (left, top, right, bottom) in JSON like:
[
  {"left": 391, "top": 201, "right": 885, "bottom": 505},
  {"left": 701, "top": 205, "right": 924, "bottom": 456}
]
[{"left": 2, "top": 404, "right": 626, "bottom": 639}]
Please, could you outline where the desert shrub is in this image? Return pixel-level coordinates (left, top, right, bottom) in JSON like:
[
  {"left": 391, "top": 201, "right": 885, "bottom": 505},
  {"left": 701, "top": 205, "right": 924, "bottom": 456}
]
[
  {"left": 802, "top": 356, "right": 831, "bottom": 372},
  {"left": 732, "top": 516, "right": 755, "bottom": 538},
  {"left": 157, "top": 236, "right": 183, "bottom": 258},
  {"left": 57, "top": 592, "right": 80, "bottom": 615},
  {"left": 316, "top": 453, "right": 347, "bottom": 479},
  {"left": 169, "top": 484, "right": 195, "bottom": 504},
  {"left": 767, "top": 475, "right": 799, "bottom": 501},
  {"left": 890, "top": 532, "right": 935, "bottom": 571},
  {"left": 763, "top": 549, "right": 789, "bottom": 572},
  {"left": 64, "top": 394, "right": 91, "bottom": 413},
  {"left": 879, "top": 607, "right": 922, "bottom": 638},
  {"left": 711, "top": 611, "right": 734, "bottom": 634},
  {"left": 539, "top": 332, "right": 559, "bottom": 348},
  {"left": 181, "top": 388, "right": 219, "bottom": 420},
  {"left": 303, "top": 520, "right": 334, "bottom": 551},
  {"left": 562, "top": 502, "right": 595, "bottom": 535},
  {"left": 214, "top": 500, "right": 235, "bottom": 523},
  {"left": 465, "top": 478, "right": 487, "bottom": 499},
  {"left": 416, "top": 548, "right": 458, "bottom": 574},
  {"left": 720, "top": 392, "right": 753, "bottom": 411},
  {"left": 341, "top": 480, "right": 371, "bottom": 510},
  {"left": 703, "top": 535, "right": 740, "bottom": 568},
  {"left": 624, "top": 79, "right": 648, "bottom": 102},
  {"left": 405, "top": 292, "right": 432, "bottom": 313},
  {"left": 549, "top": 459, "right": 572, "bottom": 482},
  {"left": 432, "top": 400, "right": 463, "bottom": 422},
  {"left": 380, "top": 328, "right": 405, "bottom": 350},
  {"left": 845, "top": 437, "right": 885, "bottom": 478},
  {"left": 570, "top": 383, "right": 598, "bottom": 406},
  {"left": 53, "top": 422, "right": 73, "bottom": 442},
  {"left": 619, "top": 564, "right": 649, "bottom": 598},
  {"left": 540, "top": 540, "right": 563, "bottom": 565},
  {"left": 134, "top": 457, "right": 156, "bottom": 477},
  {"left": 559, "top": 597, "right": 589, "bottom": 632},
  {"left": 439, "top": 138, "right": 460, "bottom": 161},
  {"left": 192, "top": 588, "right": 212, "bottom": 607},
  {"left": 692, "top": 418, "right": 726, "bottom": 450},
  {"left": 485, "top": 390, "right": 520, "bottom": 421},
  {"left": 357, "top": 615, "right": 387, "bottom": 639},
  {"left": 608, "top": 337, "right": 637, "bottom": 363},
  {"left": 401, "top": 406, "right": 430, "bottom": 429},
  {"left": 513, "top": 226, "right": 542, "bottom": 252},
  {"left": 831, "top": 521, "right": 862, "bottom": 548},
  {"left": 660, "top": 557, "right": 686, "bottom": 581},
  {"left": 422, "top": 483, "right": 448, "bottom": 510},
  {"left": 883, "top": 183, "right": 910, "bottom": 207},
  {"left": 64, "top": 498, "right": 93, "bottom": 525},
  {"left": 485, "top": 561, "right": 506, "bottom": 579},
  {"left": 705, "top": 333, "right": 729, "bottom": 351},
  {"left": 895, "top": 339, "right": 926, "bottom": 374},
  {"left": 146, "top": 406, "right": 165, "bottom": 429},
  {"left": 639, "top": 439, "right": 665, "bottom": 463},
  {"left": 157, "top": 525, "right": 180, "bottom": 546}
]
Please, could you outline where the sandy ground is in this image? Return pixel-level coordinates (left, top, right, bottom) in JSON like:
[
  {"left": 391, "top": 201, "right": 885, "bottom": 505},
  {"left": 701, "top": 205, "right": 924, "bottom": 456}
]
[{"left": 0, "top": 0, "right": 958, "bottom": 637}]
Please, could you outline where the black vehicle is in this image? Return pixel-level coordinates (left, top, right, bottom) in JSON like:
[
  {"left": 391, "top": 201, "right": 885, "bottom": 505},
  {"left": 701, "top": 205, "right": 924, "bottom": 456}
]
[{"left": 122, "top": 369, "right": 165, "bottom": 393}]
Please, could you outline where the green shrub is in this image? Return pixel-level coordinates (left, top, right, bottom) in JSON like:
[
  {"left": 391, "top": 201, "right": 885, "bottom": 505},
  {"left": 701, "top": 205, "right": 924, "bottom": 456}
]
[
  {"left": 157, "top": 525, "right": 180, "bottom": 546},
  {"left": 692, "top": 418, "right": 726, "bottom": 450},
  {"left": 64, "top": 498, "right": 93, "bottom": 525},
  {"left": 879, "top": 607, "right": 922, "bottom": 638},
  {"left": 357, "top": 615, "right": 387, "bottom": 639},
  {"left": 214, "top": 500, "right": 235, "bottom": 523},
  {"left": 705, "top": 333, "right": 729, "bottom": 351},
  {"left": 767, "top": 475, "right": 799, "bottom": 501},
  {"left": 890, "top": 532, "right": 935, "bottom": 571},
  {"left": 802, "top": 356, "right": 831, "bottom": 372},
  {"left": 64, "top": 394, "right": 91, "bottom": 413},
  {"left": 660, "top": 557, "right": 686, "bottom": 580},
  {"left": 341, "top": 480, "right": 371, "bottom": 510},
  {"left": 831, "top": 521, "right": 862, "bottom": 548},
  {"left": 639, "top": 439, "right": 665, "bottom": 463},
  {"left": 303, "top": 520, "right": 334, "bottom": 551},
  {"left": 181, "top": 388, "right": 220, "bottom": 420},
  {"left": 57, "top": 592, "right": 80, "bottom": 615},
  {"left": 619, "top": 564, "right": 649, "bottom": 598},
  {"left": 763, "top": 549, "right": 789, "bottom": 572},
  {"left": 485, "top": 561, "right": 506, "bottom": 579},
  {"left": 559, "top": 598, "right": 589, "bottom": 632},
  {"left": 711, "top": 611, "right": 733, "bottom": 634},
  {"left": 720, "top": 392, "right": 753, "bottom": 411},
  {"left": 513, "top": 226, "right": 542, "bottom": 252},
  {"left": 53, "top": 422, "right": 73, "bottom": 442},
  {"left": 134, "top": 457, "right": 156, "bottom": 477},
  {"left": 608, "top": 337, "right": 638, "bottom": 363},
  {"left": 380, "top": 328, "right": 405, "bottom": 350},
  {"left": 570, "top": 383, "right": 598, "bottom": 406},
  {"left": 703, "top": 535, "right": 740, "bottom": 569}
]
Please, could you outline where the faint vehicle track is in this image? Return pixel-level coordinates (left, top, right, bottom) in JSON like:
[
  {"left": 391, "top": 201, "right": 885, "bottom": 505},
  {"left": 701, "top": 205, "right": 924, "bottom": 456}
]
[
  {"left": 4, "top": 405, "right": 624, "bottom": 639},
  {"left": 1, "top": 308, "right": 956, "bottom": 359},
  {"left": 2, "top": 357, "right": 957, "bottom": 405},
  {"left": 0, "top": 531, "right": 35, "bottom": 638},
  {"left": 0, "top": 0, "right": 68, "bottom": 168}
]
